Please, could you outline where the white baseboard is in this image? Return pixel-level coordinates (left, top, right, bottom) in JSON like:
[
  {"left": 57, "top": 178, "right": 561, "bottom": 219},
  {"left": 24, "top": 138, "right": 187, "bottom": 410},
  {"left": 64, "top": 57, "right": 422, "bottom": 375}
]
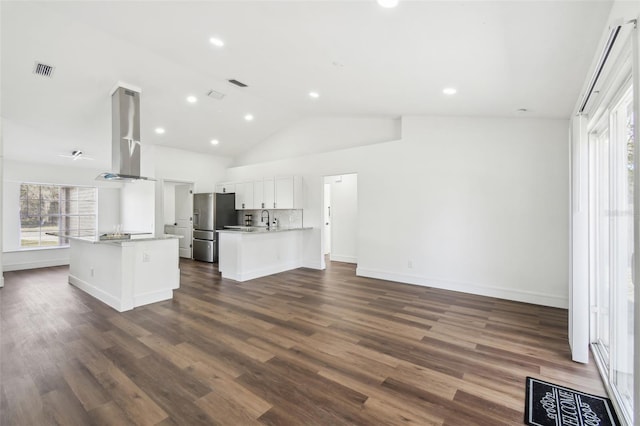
[
  {"left": 69, "top": 274, "right": 123, "bottom": 312},
  {"left": 134, "top": 289, "right": 174, "bottom": 307},
  {"left": 4, "top": 259, "right": 69, "bottom": 272},
  {"left": 330, "top": 254, "right": 357, "bottom": 264},
  {"left": 356, "top": 267, "right": 568, "bottom": 309},
  {"left": 303, "top": 258, "right": 325, "bottom": 270},
  {"left": 224, "top": 261, "right": 303, "bottom": 282}
]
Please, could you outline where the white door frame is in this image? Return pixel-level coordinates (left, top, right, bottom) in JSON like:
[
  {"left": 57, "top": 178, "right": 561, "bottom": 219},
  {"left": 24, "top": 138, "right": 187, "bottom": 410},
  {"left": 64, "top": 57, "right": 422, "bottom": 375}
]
[
  {"left": 322, "top": 173, "right": 358, "bottom": 265},
  {"left": 323, "top": 183, "right": 331, "bottom": 255},
  {"left": 161, "top": 179, "right": 194, "bottom": 259}
]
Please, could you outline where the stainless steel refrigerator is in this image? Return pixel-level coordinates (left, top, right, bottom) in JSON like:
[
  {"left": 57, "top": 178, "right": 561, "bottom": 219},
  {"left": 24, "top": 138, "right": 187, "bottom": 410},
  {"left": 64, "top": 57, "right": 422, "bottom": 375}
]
[{"left": 192, "top": 193, "right": 236, "bottom": 262}]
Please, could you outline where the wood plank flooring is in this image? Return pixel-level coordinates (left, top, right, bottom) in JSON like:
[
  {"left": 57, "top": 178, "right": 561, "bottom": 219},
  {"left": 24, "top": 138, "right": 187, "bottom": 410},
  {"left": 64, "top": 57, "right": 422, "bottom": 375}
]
[{"left": 0, "top": 259, "right": 604, "bottom": 425}]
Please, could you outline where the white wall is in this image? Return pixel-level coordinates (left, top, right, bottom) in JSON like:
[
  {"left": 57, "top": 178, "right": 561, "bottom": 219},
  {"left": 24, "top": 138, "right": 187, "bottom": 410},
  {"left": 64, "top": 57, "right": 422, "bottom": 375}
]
[
  {"left": 152, "top": 145, "right": 232, "bottom": 235},
  {"left": 1, "top": 121, "right": 4, "bottom": 287},
  {"left": 154, "top": 146, "right": 232, "bottom": 193},
  {"left": 121, "top": 180, "right": 155, "bottom": 233},
  {"left": 98, "top": 188, "right": 120, "bottom": 234},
  {"left": 226, "top": 115, "right": 570, "bottom": 308},
  {"left": 234, "top": 116, "right": 401, "bottom": 166},
  {"left": 326, "top": 174, "right": 358, "bottom": 263},
  {"left": 2, "top": 159, "right": 122, "bottom": 270}
]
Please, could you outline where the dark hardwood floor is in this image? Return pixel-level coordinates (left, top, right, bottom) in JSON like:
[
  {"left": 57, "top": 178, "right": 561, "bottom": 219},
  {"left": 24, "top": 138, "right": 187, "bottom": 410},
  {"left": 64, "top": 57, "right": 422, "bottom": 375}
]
[{"left": 1, "top": 259, "right": 604, "bottom": 425}]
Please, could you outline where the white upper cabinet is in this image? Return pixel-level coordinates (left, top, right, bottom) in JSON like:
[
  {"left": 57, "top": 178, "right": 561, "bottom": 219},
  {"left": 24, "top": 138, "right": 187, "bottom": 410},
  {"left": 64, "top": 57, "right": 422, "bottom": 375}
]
[
  {"left": 254, "top": 178, "right": 277, "bottom": 209},
  {"left": 275, "top": 176, "right": 303, "bottom": 209},
  {"left": 235, "top": 182, "right": 254, "bottom": 210},
  {"left": 215, "top": 183, "right": 235, "bottom": 194},
  {"left": 253, "top": 180, "right": 264, "bottom": 209},
  {"left": 218, "top": 176, "right": 302, "bottom": 210},
  {"left": 264, "top": 178, "right": 275, "bottom": 209},
  {"left": 275, "top": 177, "right": 294, "bottom": 209}
]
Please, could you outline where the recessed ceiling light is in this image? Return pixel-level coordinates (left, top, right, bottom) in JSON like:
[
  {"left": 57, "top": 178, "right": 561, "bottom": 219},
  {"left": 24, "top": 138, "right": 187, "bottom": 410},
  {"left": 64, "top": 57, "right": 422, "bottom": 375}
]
[
  {"left": 443, "top": 87, "right": 457, "bottom": 95},
  {"left": 210, "top": 139, "right": 219, "bottom": 145},
  {"left": 155, "top": 127, "right": 165, "bottom": 134},
  {"left": 209, "top": 37, "right": 225, "bottom": 47},
  {"left": 244, "top": 114, "right": 254, "bottom": 121},
  {"left": 186, "top": 95, "right": 197, "bottom": 103},
  {"left": 377, "top": 0, "right": 399, "bottom": 8},
  {"left": 309, "top": 91, "right": 320, "bottom": 99}
]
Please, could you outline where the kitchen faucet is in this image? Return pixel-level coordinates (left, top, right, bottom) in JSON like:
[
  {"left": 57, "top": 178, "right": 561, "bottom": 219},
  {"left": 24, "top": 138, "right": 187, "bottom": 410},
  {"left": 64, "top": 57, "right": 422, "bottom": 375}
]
[{"left": 261, "top": 210, "right": 270, "bottom": 228}]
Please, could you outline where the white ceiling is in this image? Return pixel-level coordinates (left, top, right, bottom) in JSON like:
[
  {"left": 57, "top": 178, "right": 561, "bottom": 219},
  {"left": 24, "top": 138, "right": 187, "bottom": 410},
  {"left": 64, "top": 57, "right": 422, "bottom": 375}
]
[{"left": 1, "top": 0, "right": 612, "bottom": 168}]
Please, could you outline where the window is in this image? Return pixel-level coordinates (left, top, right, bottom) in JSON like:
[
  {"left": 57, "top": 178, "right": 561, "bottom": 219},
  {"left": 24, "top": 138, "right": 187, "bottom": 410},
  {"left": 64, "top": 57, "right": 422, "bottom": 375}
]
[{"left": 19, "top": 184, "right": 97, "bottom": 248}]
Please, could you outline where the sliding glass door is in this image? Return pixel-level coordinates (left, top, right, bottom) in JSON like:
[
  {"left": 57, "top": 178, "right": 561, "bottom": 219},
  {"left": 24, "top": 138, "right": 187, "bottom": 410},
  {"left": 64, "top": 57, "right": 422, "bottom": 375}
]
[{"left": 589, "top": 83, "right": 635, "bottom": 424}]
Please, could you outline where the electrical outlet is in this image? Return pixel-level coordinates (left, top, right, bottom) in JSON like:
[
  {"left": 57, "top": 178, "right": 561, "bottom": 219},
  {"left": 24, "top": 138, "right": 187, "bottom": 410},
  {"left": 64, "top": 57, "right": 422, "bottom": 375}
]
[
  {"left": 90, "top": 267, "right": 94, "bottom": 277},
  {"left": 143, "top": 253, "right": 151, "bottom": 262},
  {"left": 408, "top": 260, "right": 413, "bottom": 269}
]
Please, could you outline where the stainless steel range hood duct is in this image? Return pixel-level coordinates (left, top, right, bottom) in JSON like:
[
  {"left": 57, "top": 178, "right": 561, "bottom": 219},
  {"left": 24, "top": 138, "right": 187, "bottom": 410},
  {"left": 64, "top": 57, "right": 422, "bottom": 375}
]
[{"left": 97, "top": 85, "right": 153, "bottom": 182}]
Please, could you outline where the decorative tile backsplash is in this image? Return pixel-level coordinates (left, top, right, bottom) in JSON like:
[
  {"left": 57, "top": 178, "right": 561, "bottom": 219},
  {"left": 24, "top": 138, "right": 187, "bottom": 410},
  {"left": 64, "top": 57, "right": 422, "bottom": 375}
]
[{"left": 236, "top": 209, "right": 304, "bottom": 228}]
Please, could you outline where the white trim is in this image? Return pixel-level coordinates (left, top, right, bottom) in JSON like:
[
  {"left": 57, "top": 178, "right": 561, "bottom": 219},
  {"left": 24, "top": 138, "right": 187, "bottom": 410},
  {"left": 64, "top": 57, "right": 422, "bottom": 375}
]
[
  {"left": 4, "top": 246, "right": 70, "bottom": 253},
  {"left": 329, "top": 254, "right": 357, "bottom": 264},
  {"left": 110, "top": 81, "right": 141, "bottom": 96},
  {"left": 356, "top": 267, "right": 568, "bottom": 309},
  {"left": 69, "top": 274, "right": 123, "bottom": 312},
  {"left": 222, "top": 261, "right": 302, "bottom": 282},
  {"left": 0, "top": 276, "right": 4, "bottom": 288},
  {"left": 302, "top": 259, "right": 324, "bottom": 270},
  {"left": 3, "top": 259, "right": 69, "bottom": 271},
  {"left": 133, "top": 289, "right": 174, "bottom": 308},
  {"left": 630, "top": 17, "right": 639, "bottom": 426},
  {"left": 591, "top": 343, "right": 632, "bottom": 426}
]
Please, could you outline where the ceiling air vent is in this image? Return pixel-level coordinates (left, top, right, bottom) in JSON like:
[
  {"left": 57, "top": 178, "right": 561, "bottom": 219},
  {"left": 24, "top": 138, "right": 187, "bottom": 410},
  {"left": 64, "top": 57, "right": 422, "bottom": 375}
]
[
  {"left": 206, "top": 89, "right": 226, "bottom": 100},
  {"left": 33, "top": 62, "right": 55, "bottom": 78},
  {"left": 228, "top": 79, "right": 248, "bottom": 88}
]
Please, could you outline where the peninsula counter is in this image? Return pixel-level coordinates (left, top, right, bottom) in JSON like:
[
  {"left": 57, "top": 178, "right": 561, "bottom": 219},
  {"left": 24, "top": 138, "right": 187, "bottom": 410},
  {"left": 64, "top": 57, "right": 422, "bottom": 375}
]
[{"left": 217, "top": 228, "right": 312, "bottom": 282}]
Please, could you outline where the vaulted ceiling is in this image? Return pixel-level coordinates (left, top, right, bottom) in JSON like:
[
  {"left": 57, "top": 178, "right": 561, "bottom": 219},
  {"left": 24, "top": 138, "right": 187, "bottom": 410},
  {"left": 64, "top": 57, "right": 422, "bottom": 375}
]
[{"left": 1, "top": 1, "right": 612, "bottom": 169}]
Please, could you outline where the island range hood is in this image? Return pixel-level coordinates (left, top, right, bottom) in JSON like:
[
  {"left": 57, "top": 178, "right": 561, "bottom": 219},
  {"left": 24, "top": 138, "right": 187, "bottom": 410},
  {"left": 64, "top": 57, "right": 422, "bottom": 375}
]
[{"left": 97, "top": 85, "right": 153, "bottom": 182}]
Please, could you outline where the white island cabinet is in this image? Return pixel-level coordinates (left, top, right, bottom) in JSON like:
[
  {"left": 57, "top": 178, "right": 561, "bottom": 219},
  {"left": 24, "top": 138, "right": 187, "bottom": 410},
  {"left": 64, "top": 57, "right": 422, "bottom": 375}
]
[
  {"left": 66, "top": 235, "right": 181, "bottom": 312},
  {"left": 217, "top": 228, "right": 311, "bottom": 281}
]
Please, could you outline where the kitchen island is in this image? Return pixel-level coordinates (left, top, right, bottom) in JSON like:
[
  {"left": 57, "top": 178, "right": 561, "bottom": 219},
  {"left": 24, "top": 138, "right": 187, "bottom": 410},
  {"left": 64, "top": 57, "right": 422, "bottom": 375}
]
[
  {"left": 217, "top": 227, "right": 312, "bottom": 282},
  {"left": 58, "top": 234, "right": 181, "bottom": 312}
]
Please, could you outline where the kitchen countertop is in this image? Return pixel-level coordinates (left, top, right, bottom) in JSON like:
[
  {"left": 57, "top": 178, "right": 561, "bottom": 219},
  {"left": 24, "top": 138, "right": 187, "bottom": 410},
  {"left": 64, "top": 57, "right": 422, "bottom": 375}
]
[
  {"left": 217, "top": 226, "right": 312, "bottom": 234},
  {"left": 46, "top": 232, "right": 182, "bottom": 245}
]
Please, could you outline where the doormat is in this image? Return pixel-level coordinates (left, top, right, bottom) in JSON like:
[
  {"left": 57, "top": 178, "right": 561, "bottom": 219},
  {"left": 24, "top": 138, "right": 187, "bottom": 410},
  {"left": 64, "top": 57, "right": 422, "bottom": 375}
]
[{"left": 525, "top": 377, "right": 620, "bottom": 426}]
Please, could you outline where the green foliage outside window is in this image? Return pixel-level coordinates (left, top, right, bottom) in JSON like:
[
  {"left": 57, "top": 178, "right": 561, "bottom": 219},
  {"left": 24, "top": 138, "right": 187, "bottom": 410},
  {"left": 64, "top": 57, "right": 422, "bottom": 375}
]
[{"left": 20, "top": 184, "right": 97, "bottom": 248}]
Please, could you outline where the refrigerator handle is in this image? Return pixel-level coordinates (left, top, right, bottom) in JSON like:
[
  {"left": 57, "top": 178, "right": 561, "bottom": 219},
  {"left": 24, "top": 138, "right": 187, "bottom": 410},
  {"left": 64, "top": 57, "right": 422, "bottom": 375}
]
[{"left": 193, "top": 210, "right": 199, "bottom": 227}]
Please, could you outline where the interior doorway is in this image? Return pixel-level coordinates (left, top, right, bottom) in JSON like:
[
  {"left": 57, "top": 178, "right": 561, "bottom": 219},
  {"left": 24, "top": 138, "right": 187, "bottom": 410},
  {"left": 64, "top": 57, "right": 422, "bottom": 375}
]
[
  {"left": 163, "top": 180, "right": 194, "bottom": 259},
  {"left": 323, "top": 174, "right": 358, "bottom": 264}
]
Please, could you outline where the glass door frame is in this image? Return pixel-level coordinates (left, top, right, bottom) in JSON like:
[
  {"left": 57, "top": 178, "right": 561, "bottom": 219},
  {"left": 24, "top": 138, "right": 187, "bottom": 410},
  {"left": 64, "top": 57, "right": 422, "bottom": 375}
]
[{"left": 587, "top": 75, "right": 635, "bottom": 426}]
